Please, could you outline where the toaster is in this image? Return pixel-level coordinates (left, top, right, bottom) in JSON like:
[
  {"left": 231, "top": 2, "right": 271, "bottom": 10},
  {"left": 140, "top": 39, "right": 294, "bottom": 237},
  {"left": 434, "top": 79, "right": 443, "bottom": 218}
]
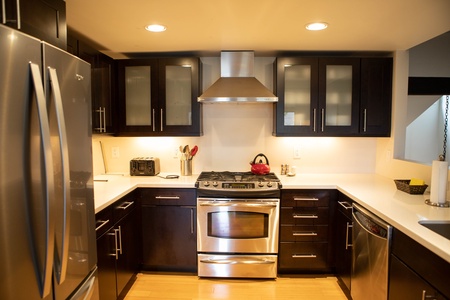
[{"left": 130, "top": 157, "right": 160, "bottom": 176}]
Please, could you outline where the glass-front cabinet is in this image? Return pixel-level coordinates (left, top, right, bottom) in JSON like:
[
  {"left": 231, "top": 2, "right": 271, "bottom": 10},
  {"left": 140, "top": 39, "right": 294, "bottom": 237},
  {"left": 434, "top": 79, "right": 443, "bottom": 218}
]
[
  {"left": 117, "top": 57, "right": 201, "bottom": 136},
  {"left": 275, "top": 57, "right": 360, "bottom": 136}
]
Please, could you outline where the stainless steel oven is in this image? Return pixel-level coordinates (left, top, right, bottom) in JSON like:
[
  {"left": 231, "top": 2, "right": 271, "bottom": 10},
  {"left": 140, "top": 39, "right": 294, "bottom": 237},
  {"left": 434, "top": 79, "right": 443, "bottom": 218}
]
[{"left": 195, "top": 171, "right": 282, "bottom": 278}]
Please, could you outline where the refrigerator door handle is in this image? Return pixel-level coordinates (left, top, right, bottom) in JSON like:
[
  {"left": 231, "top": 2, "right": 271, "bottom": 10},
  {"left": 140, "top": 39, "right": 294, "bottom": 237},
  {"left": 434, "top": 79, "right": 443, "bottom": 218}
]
[
  {"left": 48, "top": 67, "right": 71, "bottom": 284},
  {"left": 30, "top": 62, "right": 56, "bottom": 298}
]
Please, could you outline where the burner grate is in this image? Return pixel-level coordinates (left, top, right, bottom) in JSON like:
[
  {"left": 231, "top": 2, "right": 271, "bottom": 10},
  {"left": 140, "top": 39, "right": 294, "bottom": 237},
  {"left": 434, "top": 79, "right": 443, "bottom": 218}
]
[{"left": 196, "top": 171, "right": 280, "bottom": 182}]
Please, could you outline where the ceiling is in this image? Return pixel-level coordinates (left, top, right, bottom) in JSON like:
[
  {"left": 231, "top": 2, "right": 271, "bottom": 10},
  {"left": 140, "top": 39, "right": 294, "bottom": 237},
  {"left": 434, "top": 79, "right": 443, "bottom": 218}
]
[{"left": 66, "top": 0, "right": 450, "bottom": 59}]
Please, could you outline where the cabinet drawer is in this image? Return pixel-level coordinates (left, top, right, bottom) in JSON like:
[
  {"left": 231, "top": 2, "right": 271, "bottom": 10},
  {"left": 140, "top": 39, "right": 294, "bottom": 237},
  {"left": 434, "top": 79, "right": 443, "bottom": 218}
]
[
  {"left": 281, "top": 207, "right": 329, "bottom": 225},
  {"left": 280, "top": 225, "right": 329, "bottom": 242},
  {"left": 140, "top": 188, "right": 196, "bottom": 206},
  {"left": 95, "top": 207, "right": 113, "bottom": 238},
  {"left": 113, "top": 193, "right": 136, "bottom": 223},
  {"left": 279, "top": 242, "right": 328, "bottom": 270},
  {"left": 281, "top": 190, "right": 331, "bottom": 207}
]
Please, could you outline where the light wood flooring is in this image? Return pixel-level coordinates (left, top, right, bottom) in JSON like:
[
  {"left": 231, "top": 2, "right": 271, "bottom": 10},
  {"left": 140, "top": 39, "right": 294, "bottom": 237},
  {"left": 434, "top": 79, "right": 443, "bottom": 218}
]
[{"left": 124, "top": 273, "right": 348, "bottom": 300}]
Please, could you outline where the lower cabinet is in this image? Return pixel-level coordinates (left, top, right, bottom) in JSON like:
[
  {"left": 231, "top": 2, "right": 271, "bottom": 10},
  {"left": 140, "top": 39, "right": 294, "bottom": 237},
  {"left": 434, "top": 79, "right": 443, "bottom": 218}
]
[
  {"left": 389, "top": 229, "right": 450, "bottom": 300},
  {"left": 278, "top": 189, "right": 336, "bottom": 273},
  {"left": 140, "top": 188, "right": 197, "bottom": 272},
  {"left": 334, "top": 193, "right": 353, "bottom": 296},
  {"left": 95, "top": 192, "right": 139, "bottom": 300}
]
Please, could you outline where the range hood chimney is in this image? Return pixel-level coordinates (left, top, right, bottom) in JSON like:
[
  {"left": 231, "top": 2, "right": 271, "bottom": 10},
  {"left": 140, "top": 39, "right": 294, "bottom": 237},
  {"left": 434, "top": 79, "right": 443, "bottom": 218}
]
[{"left": 198, "top": 51, "right": 278, "bottom": 103}]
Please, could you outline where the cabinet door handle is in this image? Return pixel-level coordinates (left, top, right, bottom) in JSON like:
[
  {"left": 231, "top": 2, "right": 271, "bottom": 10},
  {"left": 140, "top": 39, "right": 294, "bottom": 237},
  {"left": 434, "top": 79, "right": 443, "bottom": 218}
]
[
  {"left": 190, "top": 208, "right": 194, "bottom": 234},
  {"left": 321, "top": 108, "right": 325, "bottom": 132},
  {"left": 294, "top": 197, "right": 319, "bottom": 201},
  {"left": 338, "top": 201, "right": 352, "bottom": 210},
  {"left": 160, "top": 109, "right": 163, "bottom": 131},
  {"left": 152, "top": 109, "right": 156, "bottom": 131},
  {"left": 293, "top": 214, "right": 318, "bottom": 219},
  {"left": 346, "top": 222, "right": 353, "bottom": 249},
  {"left": 363, "top": 109, "right": 367, "bottom": 132},
  {"left": 1, "top": 0, "right": 6, "bottom": 24},
  {"left": 292, "top": 254, "right": 317, "bottom": 258},
  {"left": 155, "top": 196, "right": 180, "bottom": 200},
  {"left": 102, "top": 107, "right": 106, "bottom": 132},
  {"left": 117, "top": 226, "right": 123, "bottom": 255},
  {"left": 313, "top": 109, "right": 317, "bottom": 132},
  {"left": 117, "top": 201, "right": 134, "bottom": 210},
  {"left": 293, "top": 232, "right": 317, "bottom": 236},
  {"left": 95, "top": 107, "right": 104, "bottom": 132},
  {"left": 108, "top": 230, "right": 119, "bottom": 259},
  {"left": 95, "top": 219, "right": 110, "bottom": 231},
  {"left": 15, "top": 0, "right": 20, "bottom": 29},
  {"left": 422, "top": 290, "right": 437, "bottom": 300}
]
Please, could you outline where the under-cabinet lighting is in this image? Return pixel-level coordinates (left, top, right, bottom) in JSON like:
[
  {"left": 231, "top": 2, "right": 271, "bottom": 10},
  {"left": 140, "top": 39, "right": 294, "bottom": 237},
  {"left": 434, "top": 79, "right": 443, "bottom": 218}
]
[
  {"left": 305, "top": 22, "right": 328, "bottom": 31},
  {"left": 145, "top": 24, "right": 167, "bottom": 32}
]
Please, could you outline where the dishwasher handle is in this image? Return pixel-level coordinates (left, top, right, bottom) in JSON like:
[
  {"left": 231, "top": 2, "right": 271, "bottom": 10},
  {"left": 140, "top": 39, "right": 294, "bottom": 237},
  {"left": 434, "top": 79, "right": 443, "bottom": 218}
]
[{"left": 352, "top": 203, "right": 391, "bottom": 239}]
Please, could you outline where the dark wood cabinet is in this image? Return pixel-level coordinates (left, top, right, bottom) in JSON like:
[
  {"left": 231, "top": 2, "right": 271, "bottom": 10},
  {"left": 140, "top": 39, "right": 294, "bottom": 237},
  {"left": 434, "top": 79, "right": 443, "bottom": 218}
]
[
  {"left": 278, "top": 189, "right": 336, "bottom": 273},
  {"left": 389, "top": 228, "right": 450, "bottom": 300},
  {"left": 360, "top": 57, "right": 393, "bottom": 136},
  {"left": 95, "top": 193, "right": 138, "bottom": 300},
  {"left": 274, "top": 56, "right": 392, "bottom": 137},
  {"left": 67, "top": 32, "right": 116, "bottom": 134},
  {"left": 116, "top": 57, "right": 202, "bottom": 136},
  {"left": 1, "top": 0, "right": 66, "bottom": 49},
  {"left": 334, "top": 193, "right": 353, "bottom": 297},
  {"left": 140, "top": 188, "right": 197, "bottom": 272}
]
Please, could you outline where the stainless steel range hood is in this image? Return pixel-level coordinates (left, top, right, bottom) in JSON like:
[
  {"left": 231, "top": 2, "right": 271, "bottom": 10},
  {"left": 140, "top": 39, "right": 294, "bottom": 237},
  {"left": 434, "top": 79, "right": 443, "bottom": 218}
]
[{"left": 198, "top": 51, "right": 278, "bottom": 103}]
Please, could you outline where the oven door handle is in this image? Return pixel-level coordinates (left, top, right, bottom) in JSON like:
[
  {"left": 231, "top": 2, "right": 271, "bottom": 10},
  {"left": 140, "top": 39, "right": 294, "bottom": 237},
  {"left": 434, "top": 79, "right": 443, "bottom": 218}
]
[
  {"left": 200, "top": 257, "right": 276, "bottom": 265},
  {"left": 199, "top": 202, "right": 277, "bottom": 208}
]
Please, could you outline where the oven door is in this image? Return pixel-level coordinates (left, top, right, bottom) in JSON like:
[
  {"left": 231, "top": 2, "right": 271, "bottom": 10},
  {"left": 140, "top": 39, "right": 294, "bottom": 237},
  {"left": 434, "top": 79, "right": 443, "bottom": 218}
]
[{"left": 197, "top": 197, "right": 279, "bottom": 254}]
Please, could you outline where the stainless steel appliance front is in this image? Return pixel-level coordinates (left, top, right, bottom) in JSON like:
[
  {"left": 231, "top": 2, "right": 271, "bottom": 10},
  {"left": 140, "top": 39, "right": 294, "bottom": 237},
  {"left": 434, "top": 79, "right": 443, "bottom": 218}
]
[{"left": 197, "top": 197, "right": 279, "bottom": 278}]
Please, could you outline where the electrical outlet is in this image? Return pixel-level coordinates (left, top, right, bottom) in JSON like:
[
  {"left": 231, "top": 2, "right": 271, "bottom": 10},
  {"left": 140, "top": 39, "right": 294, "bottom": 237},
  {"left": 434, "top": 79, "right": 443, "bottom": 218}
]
[
  {"left": 111, "top": 147, "right": 120, "bottom": 158},
  {"left": 173, "top": 147, "right": 179, "bottom": 158},
  {"left": 293, "top": 145, "right": 301, "bottom": 159}
]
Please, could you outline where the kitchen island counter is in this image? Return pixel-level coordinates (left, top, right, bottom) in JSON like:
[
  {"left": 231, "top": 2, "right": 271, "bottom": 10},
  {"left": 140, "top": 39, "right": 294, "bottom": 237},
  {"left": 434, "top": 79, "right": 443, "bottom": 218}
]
[{"left": 93, "top": 173, "right": 450, "bottom": 264}]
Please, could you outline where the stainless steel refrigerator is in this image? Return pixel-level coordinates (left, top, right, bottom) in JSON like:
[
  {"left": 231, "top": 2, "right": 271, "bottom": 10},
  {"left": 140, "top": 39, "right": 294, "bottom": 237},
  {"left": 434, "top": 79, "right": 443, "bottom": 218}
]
[{"left": 0, "top": 24, "right": 99, "bottom": 300}]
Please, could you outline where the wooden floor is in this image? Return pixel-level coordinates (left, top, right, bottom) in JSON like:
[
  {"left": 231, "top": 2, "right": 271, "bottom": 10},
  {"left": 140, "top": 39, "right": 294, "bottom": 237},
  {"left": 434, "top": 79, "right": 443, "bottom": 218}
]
[{"left": 124, "top": 273, "right": 348, "bottom": 300}]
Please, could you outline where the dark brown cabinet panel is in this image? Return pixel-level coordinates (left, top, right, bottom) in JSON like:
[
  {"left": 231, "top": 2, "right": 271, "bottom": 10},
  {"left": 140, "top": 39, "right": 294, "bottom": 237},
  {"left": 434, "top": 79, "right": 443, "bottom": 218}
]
[
  {"left": 116, "top": 57, "right": 202, "bottom": 136},
  {"left": 1, "top": 0, "right": 66, "bottom": 49},
  {"left": 278, "top": 189, "right": 336, "bottom": 273},
  {"left": 140, "top": 188, "right": 197, "bottom": 272},
  {"left": 95, "top": 193, "right": 138, "bottom": 300},
  {"left": 334, "top": 193, "right": 353, "bottom": 296},
  {"left": 274, "top": 56, "right": 392, "bottom": 137}
]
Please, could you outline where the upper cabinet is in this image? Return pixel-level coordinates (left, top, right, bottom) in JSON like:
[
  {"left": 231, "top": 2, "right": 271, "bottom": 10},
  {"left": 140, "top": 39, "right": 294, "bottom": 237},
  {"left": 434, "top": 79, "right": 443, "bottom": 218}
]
[
  {"left": 116, "top": 57, "right": 202, "bottom": 136},
  {"left": 67, "top": 32, "right": 116, "bottom": 134},
  {"left": 274, "top": 56, "right": 392, "bottom": 137},
  {"left": 1, "top": 0, "right": 66, "bottom": 49}
]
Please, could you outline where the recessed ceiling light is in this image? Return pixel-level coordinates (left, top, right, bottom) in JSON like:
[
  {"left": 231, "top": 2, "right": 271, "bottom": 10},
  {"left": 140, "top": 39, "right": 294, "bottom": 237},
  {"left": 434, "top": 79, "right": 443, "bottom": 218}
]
[
  {"left": 305, "top": 22, "right": 328, "bottom": 31},
  {"left": 145, "top": 24, "right": 167, "bottom": 32}
]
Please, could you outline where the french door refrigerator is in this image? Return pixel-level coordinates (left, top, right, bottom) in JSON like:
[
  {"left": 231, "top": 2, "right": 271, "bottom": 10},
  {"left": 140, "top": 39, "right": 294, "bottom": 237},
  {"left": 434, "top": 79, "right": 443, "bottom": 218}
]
[{"left": 0, "top": 24, "right": 99, "bottom": 300}]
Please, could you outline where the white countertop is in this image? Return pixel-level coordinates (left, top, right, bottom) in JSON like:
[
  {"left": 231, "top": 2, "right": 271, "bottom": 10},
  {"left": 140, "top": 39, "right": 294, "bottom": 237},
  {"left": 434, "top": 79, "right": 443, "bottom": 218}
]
[{"left": 93, "top": 172, "right": 450, "bottom": 264}]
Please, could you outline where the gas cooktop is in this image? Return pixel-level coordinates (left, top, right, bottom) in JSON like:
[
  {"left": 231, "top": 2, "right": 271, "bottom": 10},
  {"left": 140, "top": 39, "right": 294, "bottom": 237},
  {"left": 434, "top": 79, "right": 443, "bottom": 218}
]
[{"left": 195, "top": 171, "right": 281, "bottom": 198}]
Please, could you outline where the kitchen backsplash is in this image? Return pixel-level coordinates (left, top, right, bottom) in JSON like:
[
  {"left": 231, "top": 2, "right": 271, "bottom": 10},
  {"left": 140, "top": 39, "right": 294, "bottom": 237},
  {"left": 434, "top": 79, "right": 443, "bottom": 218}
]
[{"left": 92, "top": 103, "right": 379, "bottom": 176}]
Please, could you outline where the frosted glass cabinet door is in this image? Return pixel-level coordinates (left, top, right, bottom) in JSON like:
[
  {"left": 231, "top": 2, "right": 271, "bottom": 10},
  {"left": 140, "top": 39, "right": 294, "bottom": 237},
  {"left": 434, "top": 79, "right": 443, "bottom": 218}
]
[
  {"left": 275, "top": 57, "right": 319, "bottom": 136},
  {"left": 125, "top": 66, "right": 152, "bottom": 126},
  {"left": 165, "top": 65, "right": 192, "bottom": 126}
]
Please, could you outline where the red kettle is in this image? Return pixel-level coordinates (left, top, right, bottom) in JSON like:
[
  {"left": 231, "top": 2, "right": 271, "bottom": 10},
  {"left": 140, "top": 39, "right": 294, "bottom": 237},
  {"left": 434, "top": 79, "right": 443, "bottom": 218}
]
[{"left": 250, "top": 153, "right": 271, "bottom": 175}]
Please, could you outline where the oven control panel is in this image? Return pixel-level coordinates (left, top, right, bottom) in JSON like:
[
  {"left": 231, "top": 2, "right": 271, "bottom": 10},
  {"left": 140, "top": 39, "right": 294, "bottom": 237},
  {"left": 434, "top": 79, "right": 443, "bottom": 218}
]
[{"left": 197, "top": 181, "right": 279, "bottom": 190}]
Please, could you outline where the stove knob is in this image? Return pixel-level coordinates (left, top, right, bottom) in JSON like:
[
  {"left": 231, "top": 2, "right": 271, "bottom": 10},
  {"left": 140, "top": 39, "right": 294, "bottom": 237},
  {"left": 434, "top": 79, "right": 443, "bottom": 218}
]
[
  {"left": 267, "top": 182, "right": 273, "bottom": 187},
  {"left": 258, "top": 182, "right": 264, "bottom": 187},
  {"left": 213, "top": 181, "right": 218, "bottom": 187},
  {"left": 203, "top": 181, "right": 210, "bottom": 187}
]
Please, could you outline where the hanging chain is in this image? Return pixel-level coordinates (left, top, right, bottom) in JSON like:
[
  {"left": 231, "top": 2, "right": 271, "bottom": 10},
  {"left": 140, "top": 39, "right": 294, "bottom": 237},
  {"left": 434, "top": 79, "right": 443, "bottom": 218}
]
[{"left": 443, "top": 95, "right": 449, "bottom": 161}]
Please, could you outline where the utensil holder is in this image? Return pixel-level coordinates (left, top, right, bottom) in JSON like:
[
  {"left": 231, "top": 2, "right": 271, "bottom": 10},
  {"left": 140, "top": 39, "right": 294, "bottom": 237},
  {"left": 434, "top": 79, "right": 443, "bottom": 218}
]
[{"left": 180, "top": 159, "right": 192, "bottom": 176}]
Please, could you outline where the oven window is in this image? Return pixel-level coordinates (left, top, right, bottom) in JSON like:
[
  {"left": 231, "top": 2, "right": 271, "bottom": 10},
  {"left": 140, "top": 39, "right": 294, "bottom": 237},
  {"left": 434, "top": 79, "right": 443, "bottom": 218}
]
[{"left": 207, "top": 211, "right": 268, "bottom": 239}]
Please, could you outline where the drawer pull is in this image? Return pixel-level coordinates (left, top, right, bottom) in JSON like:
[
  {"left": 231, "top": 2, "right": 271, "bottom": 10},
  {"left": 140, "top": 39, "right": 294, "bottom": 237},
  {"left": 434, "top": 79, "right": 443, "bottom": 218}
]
[
  {"left": 293, "top": 232, "right": 317, "bottom": 236},
  {"left": 117, "top": 201, "right": 134, "bottom": 210},
  {"left": 293, "top": 214, "right": 318, "bottom": 219},
  {"left": 292, "top": 254, "right": 317, "bottom": 258},
  {"left": 294, "top": 197, "right": 319, "bottom": 201},
  {"left": 155, "top": 196, "right": 180, "bottom": 200},
  {"left": 95, "top": 219, "right": 110, "bottom": 231},
  {"left": 338, "top": 201, "right": 352, "bottom": 210}
]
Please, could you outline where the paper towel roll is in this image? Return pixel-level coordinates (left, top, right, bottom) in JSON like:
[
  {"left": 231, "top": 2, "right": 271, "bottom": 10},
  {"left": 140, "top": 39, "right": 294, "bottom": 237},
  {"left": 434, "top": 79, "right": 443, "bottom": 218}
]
[{"left": 430, "top": 160, "right": 449, "bottom": 204}]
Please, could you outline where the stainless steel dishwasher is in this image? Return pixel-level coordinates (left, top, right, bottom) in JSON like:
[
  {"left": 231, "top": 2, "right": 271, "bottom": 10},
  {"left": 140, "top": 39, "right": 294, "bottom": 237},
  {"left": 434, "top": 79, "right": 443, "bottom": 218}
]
[{"left": 351, "top": 203, "right": 392, "bottom": 300}]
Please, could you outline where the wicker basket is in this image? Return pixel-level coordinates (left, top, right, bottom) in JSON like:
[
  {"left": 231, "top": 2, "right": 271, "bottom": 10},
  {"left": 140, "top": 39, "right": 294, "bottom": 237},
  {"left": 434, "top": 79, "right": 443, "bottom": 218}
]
[{"left": 394, "top": 179, "right": 428, "bottom": 194}]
